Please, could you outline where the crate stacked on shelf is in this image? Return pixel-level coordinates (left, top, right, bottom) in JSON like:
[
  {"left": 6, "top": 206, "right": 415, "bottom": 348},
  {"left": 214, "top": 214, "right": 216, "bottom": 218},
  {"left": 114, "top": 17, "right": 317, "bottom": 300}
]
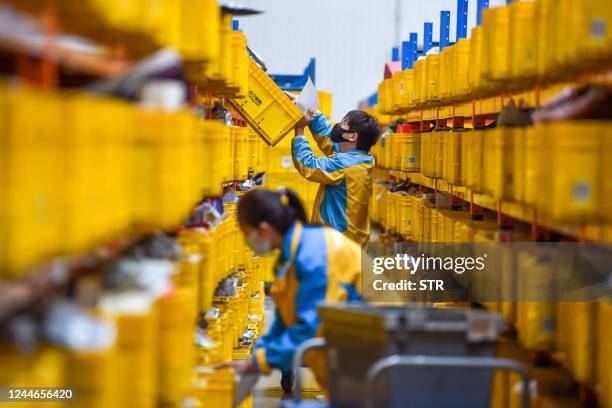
[
  {"left": 0, "top": 0, "right": 297, "bottom": 407},
  {"left": 379, "top": 0, "right": 611, "bottom": 114},
  {"left": 372, "top": 0, "right": 611, "bottom": 406},
  {"left": 374, "top": 0, "right": 612, "bottom": 242},
  {"left": 0, "top": 82, "right": 271, "bottom": 279}
]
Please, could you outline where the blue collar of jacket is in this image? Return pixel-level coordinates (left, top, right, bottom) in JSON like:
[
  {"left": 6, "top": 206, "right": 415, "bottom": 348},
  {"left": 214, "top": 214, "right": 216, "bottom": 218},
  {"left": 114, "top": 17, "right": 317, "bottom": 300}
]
[
  {"left": 280, "top": 222, "right": 298, "bottom": 263},
  {"left": 343, "top": 149, "right": 370, "bottom": 156}
]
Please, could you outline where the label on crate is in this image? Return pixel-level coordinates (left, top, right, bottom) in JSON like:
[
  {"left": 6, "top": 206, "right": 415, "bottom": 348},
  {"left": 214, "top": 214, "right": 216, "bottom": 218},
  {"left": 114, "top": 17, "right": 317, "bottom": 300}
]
[
  {"left": 591, "top": 19, "right": 607, "bottom": 39},
  {"left": 281, "top": 156, "right": 292, "bottom": 169},
  {"left": 572, "top": 182, "right": 591, "bottom": 202}
]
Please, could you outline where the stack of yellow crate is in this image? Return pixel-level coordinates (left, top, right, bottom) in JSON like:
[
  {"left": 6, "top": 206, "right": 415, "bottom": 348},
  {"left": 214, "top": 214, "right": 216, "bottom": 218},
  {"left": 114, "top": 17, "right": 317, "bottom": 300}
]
[
  {"left": 157, "top": 281, "right": 198, "bottom": 406},
  {"left": 193, "top": 368, "right": 235, "bottom": 407},
  {"left": 1, "top": 83, "right": 274, "bottom": 279},
  {"left": 379, "top": 0, "right": 612, "bottom": 108},
  {"left": 536, "top": 121, "right": 611, "bottom": 223},
  {"left": 99, "top": 294, "right": 158, "bottom": 408}
]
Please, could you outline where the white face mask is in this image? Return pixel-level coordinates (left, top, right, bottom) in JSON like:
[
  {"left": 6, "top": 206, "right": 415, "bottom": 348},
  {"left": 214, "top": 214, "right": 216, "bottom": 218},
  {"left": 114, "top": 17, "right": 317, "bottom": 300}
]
[{"left": 246, "top": 232, "right": 272, "bottom": 255}]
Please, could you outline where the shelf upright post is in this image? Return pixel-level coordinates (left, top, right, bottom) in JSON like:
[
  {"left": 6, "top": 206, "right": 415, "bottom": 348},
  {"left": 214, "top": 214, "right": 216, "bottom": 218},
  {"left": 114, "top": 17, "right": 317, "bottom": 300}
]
[
  {"left": 440, "top": 11, "right": 450, "bottom": 51},
  {"left": 423, "top": 22, "right": 433, "bottom": 55},
  {"left": 456, "top": 0, "right": 468, "bottom": 40},
  {"left": 477, "top": 0, "right": 489, "bottom": 26}
]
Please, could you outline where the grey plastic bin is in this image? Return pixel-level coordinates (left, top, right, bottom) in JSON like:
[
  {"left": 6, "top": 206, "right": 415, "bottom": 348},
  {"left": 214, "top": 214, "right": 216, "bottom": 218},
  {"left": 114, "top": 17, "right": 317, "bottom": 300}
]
[{"left": 318, "top": 304, "right": 505, "bottom": 408}]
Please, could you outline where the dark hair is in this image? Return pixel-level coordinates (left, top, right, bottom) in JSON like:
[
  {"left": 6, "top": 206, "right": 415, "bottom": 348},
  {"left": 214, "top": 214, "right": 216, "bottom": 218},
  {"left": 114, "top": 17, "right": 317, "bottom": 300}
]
[
  {"left": 237, "top": 188, "right": 307, "bottom": 234},
  {"left": 344, "top": 110, "right": 382, "bottom": 151}
]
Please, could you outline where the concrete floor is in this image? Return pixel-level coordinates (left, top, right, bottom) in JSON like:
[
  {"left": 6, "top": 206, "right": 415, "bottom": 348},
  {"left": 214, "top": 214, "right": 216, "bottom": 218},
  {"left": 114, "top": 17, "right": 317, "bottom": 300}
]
[{"left": 253, "top": 368, "right": 321, "bottom": 408}]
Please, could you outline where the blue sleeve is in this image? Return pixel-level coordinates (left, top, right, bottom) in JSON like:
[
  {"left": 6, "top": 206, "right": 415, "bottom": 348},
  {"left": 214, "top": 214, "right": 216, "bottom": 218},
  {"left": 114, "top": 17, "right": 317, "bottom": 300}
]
[
  {"left": 255, "top": 310, "right": 285, "bottom": 350},
  {"left": 260, "top": 261, "right": 328, "bottom": 373},
  {"left": 309, "top": 112, "right": 339, "bottom": 156},
  {"left": 291, "top": 136, "right": 345, "bottom": 185}
]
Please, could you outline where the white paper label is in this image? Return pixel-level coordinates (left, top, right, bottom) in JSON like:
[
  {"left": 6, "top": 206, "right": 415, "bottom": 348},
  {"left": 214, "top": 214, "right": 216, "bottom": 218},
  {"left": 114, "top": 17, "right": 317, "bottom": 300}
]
[{"left": 281, "top": 156, "right": 292, "bottom": 169}]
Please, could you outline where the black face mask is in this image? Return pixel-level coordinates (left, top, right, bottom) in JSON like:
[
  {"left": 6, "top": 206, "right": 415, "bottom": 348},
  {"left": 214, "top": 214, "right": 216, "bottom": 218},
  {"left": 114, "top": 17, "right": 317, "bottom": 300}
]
[{"left": 331, "top": 123, "right": 355, "bottom": 143}]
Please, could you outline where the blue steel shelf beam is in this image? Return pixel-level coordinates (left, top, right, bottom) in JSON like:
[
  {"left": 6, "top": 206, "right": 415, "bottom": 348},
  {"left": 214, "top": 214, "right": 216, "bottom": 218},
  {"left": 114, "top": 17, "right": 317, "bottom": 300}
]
[
  {"left": 423, "top": 22, "right": 433, "bottom": 55},
  {"left": 477, "top": 0, "right": 489, "bottom": 25},
  {"left": 392, "top": 47, "right": 400, "bottom": 62},
  {"left": 269, "top": 58, "right": 316, "bottom": 91},
  {"left": 456, "top": 0, "right": 468, "bottom": 40},
  {"left": 439, "top": 10, "right": 450, "bottom": 50}
]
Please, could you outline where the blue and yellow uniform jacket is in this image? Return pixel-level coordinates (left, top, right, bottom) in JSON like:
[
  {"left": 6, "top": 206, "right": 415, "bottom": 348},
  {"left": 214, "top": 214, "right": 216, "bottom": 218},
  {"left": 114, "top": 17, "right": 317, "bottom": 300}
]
[
  {"left": 291, "top": 113, "right": 374, "bottom": 246},
  {"left": 252, "top": 222, "right": 362, "bottom": 390}
]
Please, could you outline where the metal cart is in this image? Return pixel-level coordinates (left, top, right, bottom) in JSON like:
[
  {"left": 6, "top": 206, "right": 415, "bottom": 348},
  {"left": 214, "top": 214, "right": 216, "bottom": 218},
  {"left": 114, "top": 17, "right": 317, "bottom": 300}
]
[{"left": 280, "top": 304, "right": 532, "bottom": 408}]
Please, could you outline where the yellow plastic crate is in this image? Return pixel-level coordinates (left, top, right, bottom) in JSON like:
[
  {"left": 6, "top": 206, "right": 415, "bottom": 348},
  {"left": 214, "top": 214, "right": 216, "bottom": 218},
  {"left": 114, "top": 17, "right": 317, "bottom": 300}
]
[
  {"left": 558, "top": 302, "right": 597, "bottom": 383},
  {"left": 439, "top": 45, "right": 455, "bottom": 101},
  {"left": 377, "top": 80, "right": 388, "bottom": 115},
  {"left": 573, "top": 0, "right": 612, "bottom": 69},
  {"left": 481, "top": 6, "right": 510, "bottom": 86},
  {"left": 430, "top": 209, "right": 442, "bottom": 243},
  {"left": 246, "top": 129, "right": 258, "bottom": 173},
  {"left": 202, "top": 13, "right": 232, "bottom": 88},
  {"left": 598, "top": 301, "right": 612, "bottom": 408},
  {"left": 388, "top": 133, "right": 400, "bottom": 170},
  {"left": 482, "top": 127, "right": 514, "bottom": 200},
  {"left": 442, "top": 130, "right": 462, "bottom": 185},
  {"left": 0, "top": 86, "right": 63, "bottom": 277},
  {"left": 536, "top": 121, "right": 610, "bottom": 223},
  {"left": 461, "top": 130, "right": 484, "bottom": 192},
  {"left": 512, "top": 126, "right": 537, "bottom": 206},
  {"left": 425, "top": 54, "right": 441, "bottom": 103},
  {"left": 397, "top": 194, "right": 413, "bottom": 238},
  {"left": 535, "top": 0, "right": 556, "bottom": 81},
  {"left": 255, "top": 132, "right": 268, "bottom": 174},
  {"left": 383, "top": 77, "right": 394, "bottom": 115},
  {"left": 397, "top": 132, "right": 420, "bottom": 172},
  {"left": 509, "top": 0, "right": 537, "bottom": 83},
  {"left": 467, "top": 26, "right": 484, "bottom": 96},
  {"left": 515, "top": 251, "right": 556, "bottom": 352},
  {"left": 411, "top": 198, "right": 426, "bottom": 242},
  {"left": 420, "top": 132, "right": 431, "bottom": 176},
  {"left": 399, "top": 69, "right": 414, "bottom": 110},
  {"left": 201, "top": 119, "right": 229, "bottom": 196},
  {"left": 232, "top": 126, "right": 249, "bottom": 181},
  {"left": 422, "top": 131, "right": 444, "bottom": 178},
  {"left": 318, "top": 91, "right": 333, "bottom": 118},
  {"left": 220, "top": 14, "right": 235, "bottom": 89},
  {"left": 384, "top": 133, "right": 393, "bottom": 169},
  {"left": 230, "top": 58, "right": 304, "bottom": 146},
  {"left": 452, "top": 39, "right": 471, "bottom": 100},
  {"left": 231, "top": 30, "right": 249, "bottom": 98},
  {"left": 66, "top": 347, "right": 119, "bottom": 408},
  {"left": 174, "top": 0, "right": 220, "bottom": 64},
  {"left": 556, "top": 0, "right": 579, "bottom": 72},
  {"left": 390, "top": 73, "right": 402, "bottom": 114},
  {"left": 193, "top": 368, "right": 234, "bottom": 408},
  {"left": 386, "top": 192, "right": 399, "bottom": 232},
  {"left": 413, "top": 59, "right": 426, "bottom": 105},
  {"left": 0, "top": 343, "right": 66, "bottom": 406},
  {"left": 157, "top": 285, "right": 197, "bottom": 405}
]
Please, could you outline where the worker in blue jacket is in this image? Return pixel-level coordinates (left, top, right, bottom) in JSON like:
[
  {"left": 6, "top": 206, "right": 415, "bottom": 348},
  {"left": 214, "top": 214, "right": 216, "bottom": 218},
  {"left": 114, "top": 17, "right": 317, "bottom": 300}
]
[
  {"left": 289, "top": 103, "right": 381, "bottom": 247},
  {"left": 216, "top": 188, "right": 363, "bottom": 395}
]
